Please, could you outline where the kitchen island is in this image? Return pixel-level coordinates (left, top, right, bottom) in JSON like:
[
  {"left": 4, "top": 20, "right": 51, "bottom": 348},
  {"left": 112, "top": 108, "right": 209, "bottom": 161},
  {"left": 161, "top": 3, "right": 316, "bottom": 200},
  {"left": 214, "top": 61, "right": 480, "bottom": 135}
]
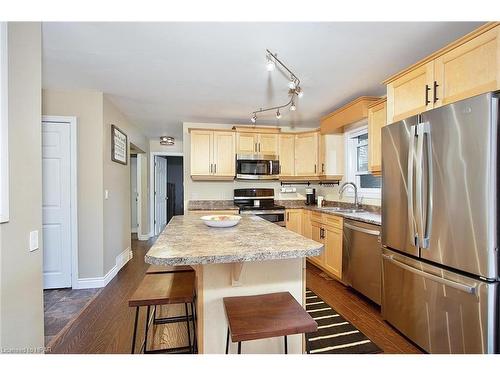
[{"left": 145, "top": 213, "right": 323, "bottom": 354}]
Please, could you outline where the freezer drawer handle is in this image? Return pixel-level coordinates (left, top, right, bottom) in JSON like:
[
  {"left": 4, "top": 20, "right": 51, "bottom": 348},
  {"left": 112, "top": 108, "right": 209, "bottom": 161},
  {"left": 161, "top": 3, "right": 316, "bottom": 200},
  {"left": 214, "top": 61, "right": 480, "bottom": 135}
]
[
  {"left": 344, "top": 222, "right": 380, "bottom": 236},
  {"left": 382, "top": 254, "right": 478, "bottom": 295}
]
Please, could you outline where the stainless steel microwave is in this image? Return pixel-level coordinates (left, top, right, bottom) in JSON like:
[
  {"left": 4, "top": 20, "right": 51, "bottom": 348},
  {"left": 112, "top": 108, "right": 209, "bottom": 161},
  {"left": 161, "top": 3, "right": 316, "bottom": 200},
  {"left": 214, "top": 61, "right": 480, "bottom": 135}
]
[{"left": 236, "top": 154, "right": 280, "bottom": 180}]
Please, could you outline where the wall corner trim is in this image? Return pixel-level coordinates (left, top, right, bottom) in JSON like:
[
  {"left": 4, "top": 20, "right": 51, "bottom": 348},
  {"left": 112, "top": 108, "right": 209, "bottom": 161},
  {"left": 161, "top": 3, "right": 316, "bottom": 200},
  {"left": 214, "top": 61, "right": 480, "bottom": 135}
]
[{"left": 73, "top": 247, "right": 132, "bottom": 289}]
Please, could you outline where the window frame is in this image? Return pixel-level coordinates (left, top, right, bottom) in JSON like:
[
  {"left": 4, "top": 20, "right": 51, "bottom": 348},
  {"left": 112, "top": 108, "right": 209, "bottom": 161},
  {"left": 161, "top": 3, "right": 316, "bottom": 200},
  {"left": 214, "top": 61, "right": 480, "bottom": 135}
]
[{"left": 344, "top": 124, "right": 381, "bottom": 200}]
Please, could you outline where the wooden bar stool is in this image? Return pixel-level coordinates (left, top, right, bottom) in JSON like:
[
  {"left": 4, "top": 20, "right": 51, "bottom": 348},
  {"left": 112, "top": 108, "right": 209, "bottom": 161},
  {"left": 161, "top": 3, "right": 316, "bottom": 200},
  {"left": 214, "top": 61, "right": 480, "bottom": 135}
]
[
  {"left": 223, "top": 292, "right": 318, "bottom": 354},
  {"left": 129, "top": 272, "right": 197, "bottom": 354}
]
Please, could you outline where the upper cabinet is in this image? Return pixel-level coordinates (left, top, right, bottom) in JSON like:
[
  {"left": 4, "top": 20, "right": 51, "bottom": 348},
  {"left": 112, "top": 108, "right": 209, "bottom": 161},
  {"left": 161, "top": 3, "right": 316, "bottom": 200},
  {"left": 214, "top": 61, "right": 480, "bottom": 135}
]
[
  {"left": 236, "top": 131, "right": 278, "bottom": 156},
  {"left": 368, "top": 98, "right": 387, "bottom": 175},
  {"left": 190, "top": 129, "right": 235, "bottom": 180},
  {"left": 295, "top": 132, "right": 319, "bottom": 176},
  {"left": 385, "top": 23, "right": 500, "bottom": 124},
  {"left": 279, "top": 134, "right": 295, "bottom": 176}
]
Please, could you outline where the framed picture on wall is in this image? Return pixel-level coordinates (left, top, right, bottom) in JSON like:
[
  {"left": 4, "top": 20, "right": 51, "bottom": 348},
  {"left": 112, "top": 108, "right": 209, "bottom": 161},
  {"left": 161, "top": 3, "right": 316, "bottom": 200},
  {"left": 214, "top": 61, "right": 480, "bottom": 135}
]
[
  {"left": 0, "top": 22, "right": 9, "bottom": 223},
  {"left": 111, "top": 124, "right": 128, "bottom": 165}
]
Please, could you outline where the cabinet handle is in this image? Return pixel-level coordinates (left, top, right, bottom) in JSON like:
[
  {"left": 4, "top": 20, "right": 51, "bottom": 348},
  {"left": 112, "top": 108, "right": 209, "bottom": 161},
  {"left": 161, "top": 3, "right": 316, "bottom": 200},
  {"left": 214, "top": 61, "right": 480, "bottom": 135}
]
[
  {"left": 314, "top": 164, "right": 317, "bottom": 174},
  {"left": 287, "top": 212, "right": 290, "bottom": 221},
  {"left": 322, "top": 163, "right": 325, "bottom": 173},
  {"left": 258, "top": 143, "right": 261, "bottom": 152},
  {"left": 320, "top": 228, "right": 325, "bottom": 239},
  {"left": 433, "top": 81, "right": 439, "bottom": 103},
  {"left": 214, "top": 164, "right": 217, "bottom": 174},
  {"left": 425, "top": 84, "right": 431, "bottom": 105},
  {"left": 210, "top": 164, "right": 212, "bottom": 174},
  {"left": 255, "top": 143, "right": 257, "bottom": 152}
]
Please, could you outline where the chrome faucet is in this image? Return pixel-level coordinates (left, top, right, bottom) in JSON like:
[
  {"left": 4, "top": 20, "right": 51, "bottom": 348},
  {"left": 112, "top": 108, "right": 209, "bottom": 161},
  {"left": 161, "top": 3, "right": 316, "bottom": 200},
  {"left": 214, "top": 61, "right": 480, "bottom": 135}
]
[{"left": 339, "top": 182, "right": 360, "bottom": 208}]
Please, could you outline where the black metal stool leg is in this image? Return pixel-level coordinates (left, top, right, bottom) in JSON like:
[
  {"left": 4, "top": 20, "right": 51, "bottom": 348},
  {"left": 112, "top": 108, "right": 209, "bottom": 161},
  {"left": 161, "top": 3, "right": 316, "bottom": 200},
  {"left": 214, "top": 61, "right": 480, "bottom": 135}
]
[
  {"left": 143, "top": 305, "right": 151, "bottom": 353},
  {"left": 185, "top": 303, "right": 192, "bottom": 353},
  {"left": 131, "top": 306, "right": 139, "bottom": 354},
  {"left": 190, "top": 302, "right": 198, "bottom": 353},
  {"left": 225, "top": 328, "right": 230, "bottom": 354},
  {"left": 237, "top": 341, "right": 242, "bottom": 354},
  {"left": 284, "top": 336, "right": 288, "bottom": 354},
  {"left": 305, "top": 334, "right": 311, "bottom": 354}
]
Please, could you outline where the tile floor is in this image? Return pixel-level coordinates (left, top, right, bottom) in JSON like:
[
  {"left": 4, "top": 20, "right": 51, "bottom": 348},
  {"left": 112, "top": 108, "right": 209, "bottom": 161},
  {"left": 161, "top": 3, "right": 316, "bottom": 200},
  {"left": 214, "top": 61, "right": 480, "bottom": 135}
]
[{"left": 44, "top": 287, "right": 101, "bottom": 346}]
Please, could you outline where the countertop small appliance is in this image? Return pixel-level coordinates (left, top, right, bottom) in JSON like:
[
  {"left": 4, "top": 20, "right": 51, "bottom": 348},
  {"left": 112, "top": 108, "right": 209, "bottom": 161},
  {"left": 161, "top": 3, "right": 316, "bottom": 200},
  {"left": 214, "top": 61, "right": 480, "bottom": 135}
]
[{"left": 305, "top": 188, "right": 316, "bottom": 205}]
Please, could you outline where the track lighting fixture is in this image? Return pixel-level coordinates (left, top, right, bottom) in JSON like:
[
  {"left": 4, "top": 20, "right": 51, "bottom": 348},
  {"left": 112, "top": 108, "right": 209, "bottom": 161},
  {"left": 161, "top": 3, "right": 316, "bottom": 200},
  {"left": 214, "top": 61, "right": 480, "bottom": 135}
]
[{"left": 250, "top": 49, "right": 303, "bottom": 123}]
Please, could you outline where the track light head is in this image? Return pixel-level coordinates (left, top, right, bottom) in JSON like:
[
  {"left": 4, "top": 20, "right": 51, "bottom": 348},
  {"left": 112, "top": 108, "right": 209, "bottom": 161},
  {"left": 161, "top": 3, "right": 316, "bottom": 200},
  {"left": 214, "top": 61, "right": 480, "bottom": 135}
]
[
  {"left": 251, "top": 114, "right": 257, "bottom": 123},
  {"left": 276, "top": 109, "right": 281, "bottom": 119},
  {"left": 290, "top": 102, "right": 296, "bottom": 111},
  {"left": 296, "top": 87, "right": 304, "bottom": 98},
  {"left": 288, "top": 80, "right": 296, "bottom": 90},
  {"left": 266, "top": 55, "right": 275, "bottom": 71}
]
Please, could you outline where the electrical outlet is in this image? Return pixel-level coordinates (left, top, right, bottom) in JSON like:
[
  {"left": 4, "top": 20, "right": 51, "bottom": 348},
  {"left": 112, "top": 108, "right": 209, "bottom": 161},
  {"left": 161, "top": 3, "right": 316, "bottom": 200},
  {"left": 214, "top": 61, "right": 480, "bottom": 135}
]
[{"left": 29, "top": 230, "right": 39, "bottom": 252}]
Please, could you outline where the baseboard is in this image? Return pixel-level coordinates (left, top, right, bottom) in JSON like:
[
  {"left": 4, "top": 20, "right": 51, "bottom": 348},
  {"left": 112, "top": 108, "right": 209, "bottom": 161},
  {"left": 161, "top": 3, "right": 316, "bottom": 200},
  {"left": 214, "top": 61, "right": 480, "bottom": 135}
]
[
  {"left": 137, "top": 231, "right": 153, "bottom": 241},
  {"left": 74, "top": 247, "right": 132, "bottom": 289}
]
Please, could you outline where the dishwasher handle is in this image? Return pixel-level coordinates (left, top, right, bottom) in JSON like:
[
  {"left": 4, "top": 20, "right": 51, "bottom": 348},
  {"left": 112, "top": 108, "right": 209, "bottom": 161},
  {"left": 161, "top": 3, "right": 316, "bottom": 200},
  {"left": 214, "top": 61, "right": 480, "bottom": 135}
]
[{"left": 344, "top": 222, "right": 380, "bottom": 236}]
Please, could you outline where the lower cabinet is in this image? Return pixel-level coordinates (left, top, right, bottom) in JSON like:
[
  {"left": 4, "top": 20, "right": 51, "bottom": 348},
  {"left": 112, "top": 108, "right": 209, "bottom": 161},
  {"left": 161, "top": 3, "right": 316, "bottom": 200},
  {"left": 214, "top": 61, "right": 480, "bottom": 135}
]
[
  {"left": 307, "top": 211, "right": 343, "bottom": 280},
  {"left": 285, "top": 209, "right": 302, "bottom": 234}
]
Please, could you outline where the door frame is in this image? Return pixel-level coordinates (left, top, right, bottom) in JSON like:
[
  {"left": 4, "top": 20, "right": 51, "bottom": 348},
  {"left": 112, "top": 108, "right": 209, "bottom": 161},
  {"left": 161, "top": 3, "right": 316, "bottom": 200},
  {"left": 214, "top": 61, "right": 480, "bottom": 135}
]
[
  {"left": 149, "top": 151, "right": 183, "bottom": 236},
  {"left": 41, "top": 115, "right": 79, "bottom": 288},
  {"left": 130, "top": 153, "right": 143, "bottom": 237}
]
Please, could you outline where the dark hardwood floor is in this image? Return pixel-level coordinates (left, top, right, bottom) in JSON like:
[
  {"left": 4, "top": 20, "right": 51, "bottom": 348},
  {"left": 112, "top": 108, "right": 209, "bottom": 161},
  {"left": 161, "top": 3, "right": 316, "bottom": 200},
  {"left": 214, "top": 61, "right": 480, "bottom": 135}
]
[
  {"left": 306, "top": 263, "right": 422, "bottom": 354},
  {"left": 48, "top": 237, "right": 421, "bottom": 354}
]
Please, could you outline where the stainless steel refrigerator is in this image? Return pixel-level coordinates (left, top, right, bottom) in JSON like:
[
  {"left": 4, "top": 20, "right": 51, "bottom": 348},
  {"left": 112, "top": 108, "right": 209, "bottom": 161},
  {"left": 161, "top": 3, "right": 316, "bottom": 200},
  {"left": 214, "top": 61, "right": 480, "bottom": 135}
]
[{"left": 381, "top": 92, "right": 499, "bottom": 354}]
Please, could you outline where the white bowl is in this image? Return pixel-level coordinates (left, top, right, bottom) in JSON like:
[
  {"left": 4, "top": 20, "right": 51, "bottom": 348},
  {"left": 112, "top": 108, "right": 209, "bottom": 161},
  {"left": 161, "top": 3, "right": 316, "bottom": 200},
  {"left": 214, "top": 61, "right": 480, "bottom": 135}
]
[{"left": 200, "top": 215, "right": 242, "bottom": 228}]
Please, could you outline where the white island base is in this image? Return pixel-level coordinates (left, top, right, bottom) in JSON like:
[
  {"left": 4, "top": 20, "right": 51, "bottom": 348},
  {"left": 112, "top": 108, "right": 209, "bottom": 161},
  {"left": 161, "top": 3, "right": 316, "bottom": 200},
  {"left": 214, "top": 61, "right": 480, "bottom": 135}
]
[{"left": 194, "top": 258, "right": 306, "bottom": 354}]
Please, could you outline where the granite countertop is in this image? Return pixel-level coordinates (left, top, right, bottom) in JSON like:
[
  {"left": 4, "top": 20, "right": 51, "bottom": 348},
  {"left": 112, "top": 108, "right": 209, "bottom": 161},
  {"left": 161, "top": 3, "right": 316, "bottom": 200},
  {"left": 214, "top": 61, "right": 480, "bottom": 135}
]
[
  {"left": 145, "top": 214, "right": 324, "bottom": 266},
  {"left": 277, "top": 200, "right": 382, "bottom": 226}
]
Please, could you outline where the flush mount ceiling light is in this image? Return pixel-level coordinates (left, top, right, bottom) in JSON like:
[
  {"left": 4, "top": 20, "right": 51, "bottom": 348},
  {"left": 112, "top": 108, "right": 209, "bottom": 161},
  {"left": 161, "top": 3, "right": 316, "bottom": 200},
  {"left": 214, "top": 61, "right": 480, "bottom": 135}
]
[
  {"left": 251, "top": 49, "right": 303, "bottom": 124},
  {"left": 160, "top": 136, "right": 175, "bottom": 145}
]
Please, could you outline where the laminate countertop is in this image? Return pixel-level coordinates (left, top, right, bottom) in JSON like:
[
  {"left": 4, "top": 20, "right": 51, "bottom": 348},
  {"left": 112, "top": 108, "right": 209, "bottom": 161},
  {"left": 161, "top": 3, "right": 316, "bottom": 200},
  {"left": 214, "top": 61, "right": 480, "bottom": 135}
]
[{"left": 145, "top": 214, "right": 324, "bottom": 266}]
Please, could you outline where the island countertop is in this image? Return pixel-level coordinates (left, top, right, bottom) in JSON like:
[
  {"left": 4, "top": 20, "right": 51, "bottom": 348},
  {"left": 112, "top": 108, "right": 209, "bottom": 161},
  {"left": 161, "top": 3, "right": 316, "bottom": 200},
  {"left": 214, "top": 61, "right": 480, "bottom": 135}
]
[{"left": 145, "top": 214, "right": 324, "bottom": 266}]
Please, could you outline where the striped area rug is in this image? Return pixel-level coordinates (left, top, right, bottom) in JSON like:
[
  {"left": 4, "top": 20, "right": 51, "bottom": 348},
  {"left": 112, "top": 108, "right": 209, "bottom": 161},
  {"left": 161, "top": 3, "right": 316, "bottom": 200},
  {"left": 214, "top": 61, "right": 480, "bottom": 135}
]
[{"left": 305, "top": 289, "right": 382, "bottom": 354}]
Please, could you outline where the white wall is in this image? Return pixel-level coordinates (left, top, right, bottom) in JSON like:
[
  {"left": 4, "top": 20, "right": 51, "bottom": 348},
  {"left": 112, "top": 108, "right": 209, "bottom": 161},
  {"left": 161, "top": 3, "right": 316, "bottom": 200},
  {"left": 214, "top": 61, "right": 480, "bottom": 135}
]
[
  {"left": 0, "top": 22, "right": 44, "bottom": 351},
  {"left": 183, "top": 122, "right": 381, "bottom": 207}
]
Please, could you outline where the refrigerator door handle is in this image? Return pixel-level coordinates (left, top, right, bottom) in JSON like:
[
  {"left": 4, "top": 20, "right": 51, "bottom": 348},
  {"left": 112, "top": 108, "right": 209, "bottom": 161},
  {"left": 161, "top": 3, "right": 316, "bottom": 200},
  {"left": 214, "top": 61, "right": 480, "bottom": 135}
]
[
  {"left": 422, "top": 122, "right": 433, "bottom": 248},
  {"left": 415, "top": 123, "right": 426, "bottom": 249},
  {"left": 382, "top": 254, "right": 478, "bottom": 295},
  {"left": 407, "top": 125, "right": 418, "bottom": 247}
]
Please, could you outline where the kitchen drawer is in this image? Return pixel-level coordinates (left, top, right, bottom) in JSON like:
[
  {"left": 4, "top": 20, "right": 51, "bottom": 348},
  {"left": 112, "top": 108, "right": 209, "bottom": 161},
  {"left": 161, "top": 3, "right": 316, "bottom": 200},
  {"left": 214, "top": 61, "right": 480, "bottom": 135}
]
[
  {"left": 325, "top": 215, "right": 342, "bottom": 229},
  {"left": 310, "top": 211, "right": 323, "bottom": 223}
]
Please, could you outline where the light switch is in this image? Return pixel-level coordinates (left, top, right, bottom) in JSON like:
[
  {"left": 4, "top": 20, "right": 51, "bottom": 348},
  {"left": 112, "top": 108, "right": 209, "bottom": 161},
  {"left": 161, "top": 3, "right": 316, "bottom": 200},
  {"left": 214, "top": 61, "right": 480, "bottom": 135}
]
[
  {"left": 104, "top": 190, "right": 109, "bottom": 200},
  {"left": 29, "top": 230, "right": 39, "bottom": 252}
]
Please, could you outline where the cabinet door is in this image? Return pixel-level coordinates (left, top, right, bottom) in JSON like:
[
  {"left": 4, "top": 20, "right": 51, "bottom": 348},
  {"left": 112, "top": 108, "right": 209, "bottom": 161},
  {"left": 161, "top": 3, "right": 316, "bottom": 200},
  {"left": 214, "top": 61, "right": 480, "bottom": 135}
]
[
  {"left": 279, "top": 134, "right": 295, "bottom": 176},
  {"left": 387, "top": 61, "right": 434, "bottom": 124},
  {"left": 258, "top": 133, "right": 278, "bottom": 155},
  {"left": 323, "top": 226, "right": 343, "bottom": 279},
  {"left": 285, "top": 209, "right": 302, "bottom": 234},
  {"left": 302, "top": 210, "right": 312, "bottom": 239},
  {"left": 295, "top": 132, "right": 318, "bottom": 176},
  {"left": 190, "top": 130, "right": 213, "bottom": 176},
  {"left": 310, "top": 221, "right": 325, "bottom": 266},
  {"left": 368, "top": 100, "right": 387, "bottom": 175},
  {"left": 434, "top": 26, "right": 500, "bottom": 108},
  {"left": 323, "top": 134, "right": 344, "bottom": 178},
  {"left": 213, "top": 131, "right": 235, "bottom": 177},
  {"left": 236, "top": 132, "right": 257, "bottom": 154}
]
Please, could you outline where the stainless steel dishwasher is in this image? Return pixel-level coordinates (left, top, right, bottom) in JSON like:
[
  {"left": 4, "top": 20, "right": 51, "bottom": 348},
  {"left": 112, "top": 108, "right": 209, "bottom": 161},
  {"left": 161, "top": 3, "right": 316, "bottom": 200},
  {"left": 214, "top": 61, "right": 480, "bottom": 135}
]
[{"left": 342, "top": 219, "right": 382, "bottom": 305}]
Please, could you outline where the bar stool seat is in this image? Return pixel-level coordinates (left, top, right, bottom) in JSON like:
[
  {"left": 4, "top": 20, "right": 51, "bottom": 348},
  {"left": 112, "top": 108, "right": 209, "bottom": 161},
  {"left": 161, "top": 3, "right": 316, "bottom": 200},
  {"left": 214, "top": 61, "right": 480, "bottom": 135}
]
[
  {"left": 129, "top": 272, "right": 197, "bottom": 354},
  {"left": 146, "top": 264, "right": 194, "bottom": 274},
  {"left": 223, "top": 292, "right": 317, "bottom": 354}
]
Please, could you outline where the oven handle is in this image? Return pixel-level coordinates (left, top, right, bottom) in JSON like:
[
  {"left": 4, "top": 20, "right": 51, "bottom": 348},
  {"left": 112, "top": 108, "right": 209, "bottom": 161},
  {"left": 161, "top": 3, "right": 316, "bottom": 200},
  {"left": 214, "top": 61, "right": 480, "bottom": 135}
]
[{"left": 382, "top": 254, "right": 477, "bottom": 295}]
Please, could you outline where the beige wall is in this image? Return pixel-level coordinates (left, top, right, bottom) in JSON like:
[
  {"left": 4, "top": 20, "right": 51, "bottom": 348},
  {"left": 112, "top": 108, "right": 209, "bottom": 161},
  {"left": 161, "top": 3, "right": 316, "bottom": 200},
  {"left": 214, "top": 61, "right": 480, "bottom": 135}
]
[
  {"left": 183, "top": 122, "right": 381, "bottom": 207},
  {"left": 42, "top": 89, "right": 105, "bottom": 278},
  {"left": 102, "top": 96, "right": 149, "bottom": 273},
  {"left": 0, "top": 22, "right": 44, "bottom": 351}
]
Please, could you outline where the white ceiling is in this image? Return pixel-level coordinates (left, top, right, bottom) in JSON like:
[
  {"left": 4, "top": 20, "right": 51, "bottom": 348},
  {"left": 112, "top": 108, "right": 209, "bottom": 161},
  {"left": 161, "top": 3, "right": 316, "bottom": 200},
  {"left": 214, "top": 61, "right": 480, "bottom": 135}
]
[{"left": 42, "top": 22, "right": 483, "bottom": 140}]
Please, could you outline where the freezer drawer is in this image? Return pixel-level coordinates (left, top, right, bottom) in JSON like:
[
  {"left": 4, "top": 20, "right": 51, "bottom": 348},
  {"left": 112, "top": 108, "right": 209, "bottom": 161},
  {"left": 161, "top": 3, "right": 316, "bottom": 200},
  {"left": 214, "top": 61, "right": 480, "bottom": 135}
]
[{"left": 382, "top": 248, "right": 498, "bottom": 353}]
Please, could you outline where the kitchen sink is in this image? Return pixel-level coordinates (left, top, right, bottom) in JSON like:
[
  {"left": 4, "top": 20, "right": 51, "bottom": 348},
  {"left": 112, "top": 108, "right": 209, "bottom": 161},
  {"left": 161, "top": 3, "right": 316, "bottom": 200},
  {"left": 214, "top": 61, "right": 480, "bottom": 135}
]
[{"left": 320, "top": 207, "right": 365, "bottom": 213}]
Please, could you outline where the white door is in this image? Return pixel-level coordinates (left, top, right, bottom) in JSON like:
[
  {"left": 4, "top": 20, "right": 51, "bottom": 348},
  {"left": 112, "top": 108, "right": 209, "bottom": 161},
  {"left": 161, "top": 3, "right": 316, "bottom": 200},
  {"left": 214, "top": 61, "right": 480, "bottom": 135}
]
[
  {"left": 130, "top": 156, "right": 138, "bottom": 232},
  {"left": 155, "top": 156, "right": 167, "bottom": 235},
  {"left": 42, "top": 121, "right": 72, "bottom": 289}
]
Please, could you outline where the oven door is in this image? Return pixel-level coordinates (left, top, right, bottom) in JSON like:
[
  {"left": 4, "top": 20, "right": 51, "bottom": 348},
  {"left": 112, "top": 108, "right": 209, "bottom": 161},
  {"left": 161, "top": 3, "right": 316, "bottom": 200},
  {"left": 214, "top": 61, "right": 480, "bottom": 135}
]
[
  {"left": 236, "top": 158, "right": 279, "bottom": 179},
  {"left": 240, "top": 210, "right": 285, "bottom": 226}
]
